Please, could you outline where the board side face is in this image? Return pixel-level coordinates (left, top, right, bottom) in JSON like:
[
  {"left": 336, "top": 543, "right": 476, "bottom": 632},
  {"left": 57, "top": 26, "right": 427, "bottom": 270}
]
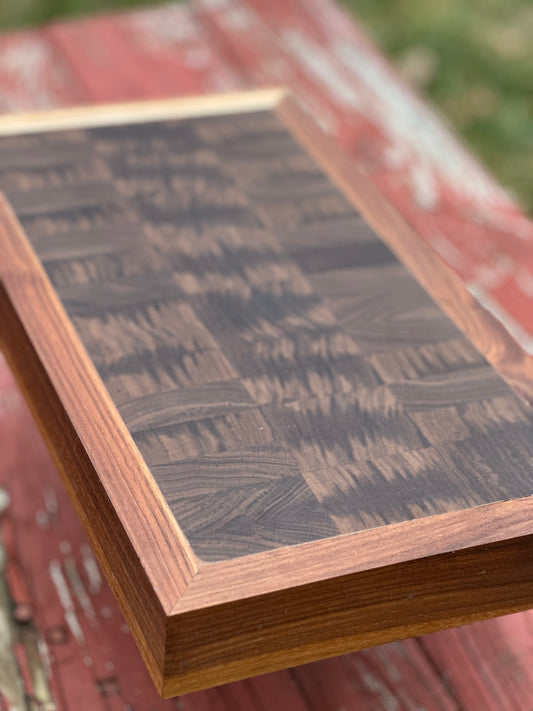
[
  {"left": 0, "top": 103, "right": 533, "bottom": 567},
  {"left": 161, "top": 533, "right": 533, "bottom": 695},
  {"left": 0, "top": 274, "right": 168, "bottom": 691}
]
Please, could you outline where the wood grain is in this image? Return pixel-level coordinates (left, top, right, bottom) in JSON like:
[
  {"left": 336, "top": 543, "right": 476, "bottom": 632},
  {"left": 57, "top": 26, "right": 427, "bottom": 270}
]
[
  {"left": 0, "top": 92, "right": 532, "bottom": 695},
  {"left": 0, "top": 195, "right": 198, "bottom": 692},
  {"left": 1, "top": 105, "right": 532, "bottom": 560},
  {"left": 162, "top": 534, "right": 533, "bottom": 696},
  {"left": 275, "top": 95, "right": 533, "bottom": 404}
]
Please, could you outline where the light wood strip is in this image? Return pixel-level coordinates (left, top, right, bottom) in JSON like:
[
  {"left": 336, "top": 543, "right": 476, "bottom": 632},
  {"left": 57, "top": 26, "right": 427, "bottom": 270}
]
[
  {"left": 176, "top": 495, "right": 533, "bottom": 612},
  {"left": 0, "top": 88, "right": 287, "bottom": 136}
]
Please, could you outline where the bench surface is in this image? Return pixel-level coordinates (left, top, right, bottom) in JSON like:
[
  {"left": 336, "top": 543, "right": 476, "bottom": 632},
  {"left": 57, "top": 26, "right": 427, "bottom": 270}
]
[{"left": 0, "top": 89, "right": 532, "bottom": 696}]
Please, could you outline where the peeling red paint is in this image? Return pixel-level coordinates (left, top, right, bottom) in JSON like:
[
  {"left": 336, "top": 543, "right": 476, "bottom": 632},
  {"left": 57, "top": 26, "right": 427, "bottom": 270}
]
[{"left": 0, "top": 1, "right": 532, "bottom": 709}]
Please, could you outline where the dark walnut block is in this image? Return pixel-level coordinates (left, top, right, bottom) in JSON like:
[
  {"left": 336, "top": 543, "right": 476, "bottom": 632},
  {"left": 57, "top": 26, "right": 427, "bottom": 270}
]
[{"left": 1, "top": 90, "right": 533, "bottom": 696}]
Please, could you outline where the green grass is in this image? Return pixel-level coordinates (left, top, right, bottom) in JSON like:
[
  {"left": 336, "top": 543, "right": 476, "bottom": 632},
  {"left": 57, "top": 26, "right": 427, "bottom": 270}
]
[
  {"left": 345, "top": 0, "right": 533, "bottom": 213},
  {"left": 0, "top": 0, "right": 156, "bottom": 28},
  {"left": 1, "top": 0, "right": 531, "bottom": 213}
]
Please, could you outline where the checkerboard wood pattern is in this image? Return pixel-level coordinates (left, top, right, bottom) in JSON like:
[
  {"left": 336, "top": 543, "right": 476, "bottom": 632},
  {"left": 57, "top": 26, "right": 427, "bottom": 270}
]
[{"left": 1, "top": 93, "right": 532, "bottom": 695}]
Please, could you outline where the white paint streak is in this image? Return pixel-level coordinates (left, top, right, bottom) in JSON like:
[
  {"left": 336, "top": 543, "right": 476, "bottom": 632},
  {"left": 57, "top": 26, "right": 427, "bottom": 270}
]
[
  {"left": 59, "top": 541, "right": 71, "bottom": 556},
  {"left": 354, "top": 657, "right": 399, "bottom": 711},
  {"left": 43, "top": 486, "right": 58, "bottom": 518},
  {"left": 64, "top": 558, "right": 97, "bottom": 625},
  {"left": 283, "top": 29, "right": 363, "bottom": 112},
  {"left": 0, "top": 488, "right": 10, "bottom": 515},
  {"left": 185, "top": 46, "right": 211, "bottom": 69},
  {"left": 0, "top": 595, "right": 23, "bottom": 711},
  {"left": 128, "top": 4, "right": 200, "bottom": 47},
  {"left": 49, "top": 560, "right": 85, "bottom": 645},
  {"left": 470, "top": 256, "right": 515, "bottom": 290},
  {"left": 81, "top": 544, "right": 102, "bottom": 595},
  {"left": 428, "top": 233, "right": 469, "bottom": 271},
  {"left": 410, "top": 162, "right": 438, "bottom": 210},
  {"left": 221, "top": 6, "right": 255, "bottom": 30},
  {"left": 516, "top": 267, "right": 533, "bottom": 297},
  {"left": 334, "top": 40, "right": 510, "bottom": 209},
  {"left": 37, "top": 637, "right": 53, "bottom": 681},
  {"left": 35, "top": 510, "right": 50, "bottom": 529},
  {"left": 468, "top": 284, "right": 533, "bottom": 355},
  {"left": 0, "top": 38, "right": 58, "bottom": 111},
  {"left": 199, "top": 0, "right": 232, "bottom": 8},
  {"left": 0, "top": 389, "right": 21, "bottom": 415},
  {"left": 374, "top": 646, "right": 402, "bottom": 682}
]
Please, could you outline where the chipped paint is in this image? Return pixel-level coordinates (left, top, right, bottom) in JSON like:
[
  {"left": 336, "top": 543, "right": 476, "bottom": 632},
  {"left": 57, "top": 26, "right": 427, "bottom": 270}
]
[
  {"left": 0, "top": 550, "right": 26, "bottom": 711},
  {"left": 64, "top": 558, "right": 97, "bottom": 625},
  {"left": 0, "top": 2, "right": 532, "bottom": 709},
  {"left": 49, "top": 560, "right": 85, "bottom": 646},
  {"left": 80, "top": 544, "right": 102, "bottom": 595}
]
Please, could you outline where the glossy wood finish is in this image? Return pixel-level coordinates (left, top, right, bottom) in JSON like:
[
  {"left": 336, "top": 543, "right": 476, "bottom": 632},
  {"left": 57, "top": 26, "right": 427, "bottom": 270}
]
[
  {"left": 0, "top": 92, "right": 532, "bottom": 696},
  {"left": 0, "top": 196, "right": 196, "bottom": 689},
  {"left": 277, "top": 97, "right": 533, "bottom": 405}
]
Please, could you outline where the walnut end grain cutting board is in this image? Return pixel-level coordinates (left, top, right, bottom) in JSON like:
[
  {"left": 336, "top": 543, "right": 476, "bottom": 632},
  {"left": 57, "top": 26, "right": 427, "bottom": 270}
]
[{"left": 1, "top": 89, "right": 533, "bottom": 696}]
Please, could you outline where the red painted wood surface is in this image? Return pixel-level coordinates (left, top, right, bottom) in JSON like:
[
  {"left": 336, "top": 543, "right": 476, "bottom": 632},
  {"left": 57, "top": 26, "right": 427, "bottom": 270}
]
[{"left": 0, "top": 1, "right": 532, "bottom": 709}]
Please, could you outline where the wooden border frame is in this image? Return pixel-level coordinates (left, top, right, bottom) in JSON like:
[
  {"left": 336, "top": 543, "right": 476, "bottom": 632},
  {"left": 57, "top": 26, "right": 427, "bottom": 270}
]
[{"left": 1, "top": 89, "right": 533, "bottom": 696}]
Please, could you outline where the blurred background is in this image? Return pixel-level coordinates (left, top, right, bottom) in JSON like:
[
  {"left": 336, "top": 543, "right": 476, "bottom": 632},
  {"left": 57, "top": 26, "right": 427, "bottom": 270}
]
[
  {"left": 0, "top": 0, "right": 531, "bottom": 213},
  {"left": 1, "top": 2, "right": 533, "bottom": 710}
]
